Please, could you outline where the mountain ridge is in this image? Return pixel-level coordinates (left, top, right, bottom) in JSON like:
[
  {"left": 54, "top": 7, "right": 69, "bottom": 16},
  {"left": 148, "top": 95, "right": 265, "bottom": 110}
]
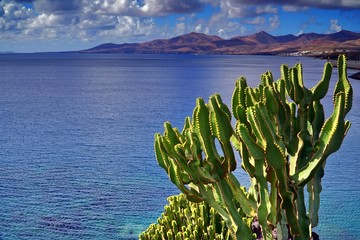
[{"left": 81, "top": 30, "right": 360, "bottom": 56}]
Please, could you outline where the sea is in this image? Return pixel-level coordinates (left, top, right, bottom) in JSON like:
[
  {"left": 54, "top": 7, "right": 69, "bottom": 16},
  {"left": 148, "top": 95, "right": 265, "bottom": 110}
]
[{"left": 0, "top": 53, "right": 359, "bottom": 240}]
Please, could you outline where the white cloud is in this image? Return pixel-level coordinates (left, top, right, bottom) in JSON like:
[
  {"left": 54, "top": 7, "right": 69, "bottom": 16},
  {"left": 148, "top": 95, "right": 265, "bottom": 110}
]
[
  {"left": 0, "top": 0, "right": 160, "bottom": 42},
  {"left": 217, "top": 0, "right": 360, "bottom": 9},
  {"left": 175, "top": 22, "right": 186, "bottom": 35},
  {"left": 298, "top": 16, "right": 323, "bottom": 34},
  {"left": 0, "top": 1, "right": 35, "bottom": 32},
  {"left": 0, "top": 0, "right": 359, "bottom": 52},
  {"left": 249, "top": 14, "right": 280, "bottom": 33},
  {"left": 195, "top": 24, "right": 210, "bottom": 34},
  {"left": 296, "top": 29, "right": 304, "bottom": 36},
  {"left": 256, "top": 5, "right": 277, "bottom": 14},
  {"left": 205, "top": 8, "right": 250, "bottom": 37},
  {"left": 98, "top": 16, "right": 155, "bottom": 38},
  {"left": 221, "top": 1, "right": 260, "bottom": 18},
  {"left": 269, "top": 14, "right": 280, "bottom": 30},
  {"left": 329, "top": 19, "right": 342, "bottom": 32},
  {"left": 28, "top": 13, "right": 79, "bottom": 29},
  {"left": 2, "top": 1, "right": 34, "bottom": 20},
  {"left": 33, "top": 0, "right": 82, "bottom": 14},
  {"left": 282, "top": 5, "right": 308, "bottom": 12},
  {"left": 177, "top": 16, "right": 186, "bottom": 21},
  {"left": 92, "top": 0, "right": 205, "bottom": 17},
  {"left": 244, "top": 16, "right": 265, "bottom": 25},
  {"left": 0, "top": 6, "right": 4, "bottom": 17}
]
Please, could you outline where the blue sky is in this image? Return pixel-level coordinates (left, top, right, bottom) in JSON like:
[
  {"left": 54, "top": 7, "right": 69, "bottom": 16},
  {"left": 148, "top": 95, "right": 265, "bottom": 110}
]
[{"left": 0, "top": 0, "right": 359, "bottom": 52}]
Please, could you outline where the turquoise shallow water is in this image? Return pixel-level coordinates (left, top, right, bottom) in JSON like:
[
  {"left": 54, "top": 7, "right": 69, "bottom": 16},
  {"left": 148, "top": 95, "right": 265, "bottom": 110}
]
[{"left": 0, "top": 53, "right": 359, "bottom": 239}]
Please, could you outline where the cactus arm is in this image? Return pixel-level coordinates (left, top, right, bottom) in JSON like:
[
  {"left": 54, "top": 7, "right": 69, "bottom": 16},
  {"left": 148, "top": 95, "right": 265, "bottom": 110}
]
[
  {"left": 186, "top": 132, "right": 217, "bottom": 184},
  {"left": 287, "top": 102, "right": 297, "bottom": 144},
  {"left": 288, "top": 135, "right": 303, "bottom": 176},
  {"left": 296, "top": 63, "right": 304, "bottom": 87},
  {"left": 164, "top": 122, "right": 181, "bottom": 146},
  {"left": 256, "top": 103, "right": 300, "bottom": 233},
  {"left": 245, "top": 106, "right": 267, "bottom": 149},
  {"left": 310, "top": 101, "right": 325, "bottom": 140},
  {"left": 232, "top": 77, "right": 247, "bottom": 118},
  {"left": 182, "top": 116, "right": 192, "bottom": 134},
  {"left": 292, "top": 92, "right": 347, "bottom": 186},
  {"left": 264, "top": 86, "right": 279, "bottom": 117},
  {"left": 307, "top": 164, "right": 324, "bottom": 227},
  {"left": 303, "top": 100, "right": 325, "bottom": 228},
  {"left": 216, "top": 178, "right": 254, "bottom": 239},
  {"left": 289, "top": 67, "right": 304, "bottom": 103},
  {"left": 170, "top": 162, "right": 203, "bottom": 203},
  {"left": 265, "top": 141, "right": 300, "bottom": 236},
  {"left": 334, "top": 54, "right": 353, "bottom": 116},
  {"left": 248, "top": 102, "right": 300, "bottom": 235},
  {"left": 296, "top": 187, "right": 312, "bottom": 240},
  {"left": 280, "top": 64, "right": 289, "bottom": 83},
  {"left": 246, "top": 87, "right": 261, "bottom": 107},
  {"left": 227, "top": 173, "right": 257, "bottom": 214},
  {"left": 261, "top": 71, "right": 274, "bottom": 86},
  {"left": 236, "top": 123, "right": 264, "bottom": 159},
  {"left": 254, "top": 158, "right": 272, "bottom": 240},
  {"left": 311, "top": 62, "right": 332, "bottom": 100},
  {"left": 159, "top": 130, "right": 199, "bottom": 183},
  {"left": 272, "top": 82, "right": 290, "bottom": 134},
  {"left": 197, "top": 184, "right": 237, "bottom": 239},
  {"left": 234, "top": 105, "right": 248, "bottom": 126},
  {"left": 209, "top": 95, "right": 236, "bottom": 173},
  {"left": 276, "top": 211, "right": 289, "bottom": 240},
  {"left": 267, "top": 166, "right": 278, "bottom": 226},
  {"left": 155, "top": 133, "right": 169, "bottom": 170},
  {"left": 213, "top": 94, "right": 232, "bottom": 121},
  {"left": 192, "top": 98, "right": 223, "bottom": 178},
  {"left": 231, "top": 133, "right": 256, "bottom": 177}
]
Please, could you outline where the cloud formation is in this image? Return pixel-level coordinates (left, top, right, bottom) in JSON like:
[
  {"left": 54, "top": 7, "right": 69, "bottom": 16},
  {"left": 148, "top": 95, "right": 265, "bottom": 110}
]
[
  {"left": 222, "top": 0, "right": 360, "bottom": 9},
  {"left": 0, "top": 0, "right": 160, "bottom": 41},
  {"left": 0, "top": 0, "right": 359, "bottom": 51},
  {"left": 0, "top": 6, "right": 5, "bottom": 17},
  {"left": 329, "top": 19, "right": 342, "bottom": 33},
  {"left": 34, "top": 0, "right": 82, "bottom": 13}
]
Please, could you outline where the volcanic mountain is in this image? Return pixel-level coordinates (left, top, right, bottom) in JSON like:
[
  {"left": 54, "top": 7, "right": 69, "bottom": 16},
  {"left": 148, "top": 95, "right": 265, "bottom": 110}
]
[{"left": 81, "top": 30, "right": 360, "bottom": 55}]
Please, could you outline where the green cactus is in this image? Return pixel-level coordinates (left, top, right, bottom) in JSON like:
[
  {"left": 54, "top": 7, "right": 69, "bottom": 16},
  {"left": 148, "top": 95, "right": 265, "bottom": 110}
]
[
  {"left": 139, "top": 193, "right": 251, "bottom": 240},
  {"left": 154, "top": 94, "right": 256, "bottom": 239},
  {"left": 153, "top": 55, "right": 352, "bottom": 239}
]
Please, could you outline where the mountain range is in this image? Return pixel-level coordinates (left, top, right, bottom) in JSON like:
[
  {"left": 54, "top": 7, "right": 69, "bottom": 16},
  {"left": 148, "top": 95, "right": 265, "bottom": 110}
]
[{"left": 81, "top": 30, "right": 360, "bottom": 56}]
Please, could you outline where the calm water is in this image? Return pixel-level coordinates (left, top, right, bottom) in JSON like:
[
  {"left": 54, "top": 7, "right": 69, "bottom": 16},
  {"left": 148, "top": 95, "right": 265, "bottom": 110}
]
[{"left": 0, "top": 53, "right": 359, "bottom": 239}]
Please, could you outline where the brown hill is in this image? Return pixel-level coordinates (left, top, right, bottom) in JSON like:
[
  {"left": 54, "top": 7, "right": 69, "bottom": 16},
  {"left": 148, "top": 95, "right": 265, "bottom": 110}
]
[
  {"left": 234, "top": 31, "right": 280, "bottom": 45},
  {"left": 81, "top": 30, "right": 360, "bottom": 55}
]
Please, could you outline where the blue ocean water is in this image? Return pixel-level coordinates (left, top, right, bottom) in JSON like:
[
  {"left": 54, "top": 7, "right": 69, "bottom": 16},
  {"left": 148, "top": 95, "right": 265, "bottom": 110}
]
[{"left": 0, "top": 53, "right": 359, "bottom": 239}]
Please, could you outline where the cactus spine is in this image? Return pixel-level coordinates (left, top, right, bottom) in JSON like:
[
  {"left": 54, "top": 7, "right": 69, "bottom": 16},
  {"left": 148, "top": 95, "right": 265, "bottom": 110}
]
[{"left": 153, "top": 55, "right": 352, "bottom": 239}]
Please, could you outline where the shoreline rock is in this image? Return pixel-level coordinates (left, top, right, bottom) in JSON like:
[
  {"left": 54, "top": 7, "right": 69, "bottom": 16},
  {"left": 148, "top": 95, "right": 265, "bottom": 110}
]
[{"left": 349, "top": 71, "right": 360, "bottom": 80}]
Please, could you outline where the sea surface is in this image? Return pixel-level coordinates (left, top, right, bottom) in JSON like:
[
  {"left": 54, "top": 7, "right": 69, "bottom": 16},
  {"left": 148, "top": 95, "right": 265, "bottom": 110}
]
[{"left": 0, "top": 53, "right": 359, "bottom": 239}]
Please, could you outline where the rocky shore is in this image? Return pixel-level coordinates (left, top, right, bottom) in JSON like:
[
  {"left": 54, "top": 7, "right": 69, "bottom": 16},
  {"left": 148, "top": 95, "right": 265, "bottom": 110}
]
[{"left": 350, "top": 72, "right": 360, "bottom": 80}]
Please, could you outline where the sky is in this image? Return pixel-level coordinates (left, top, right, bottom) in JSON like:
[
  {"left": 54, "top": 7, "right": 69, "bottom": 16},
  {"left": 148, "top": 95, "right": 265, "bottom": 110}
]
[{"left": 0, "top": 0, "right": 359, "bottom": 53}]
